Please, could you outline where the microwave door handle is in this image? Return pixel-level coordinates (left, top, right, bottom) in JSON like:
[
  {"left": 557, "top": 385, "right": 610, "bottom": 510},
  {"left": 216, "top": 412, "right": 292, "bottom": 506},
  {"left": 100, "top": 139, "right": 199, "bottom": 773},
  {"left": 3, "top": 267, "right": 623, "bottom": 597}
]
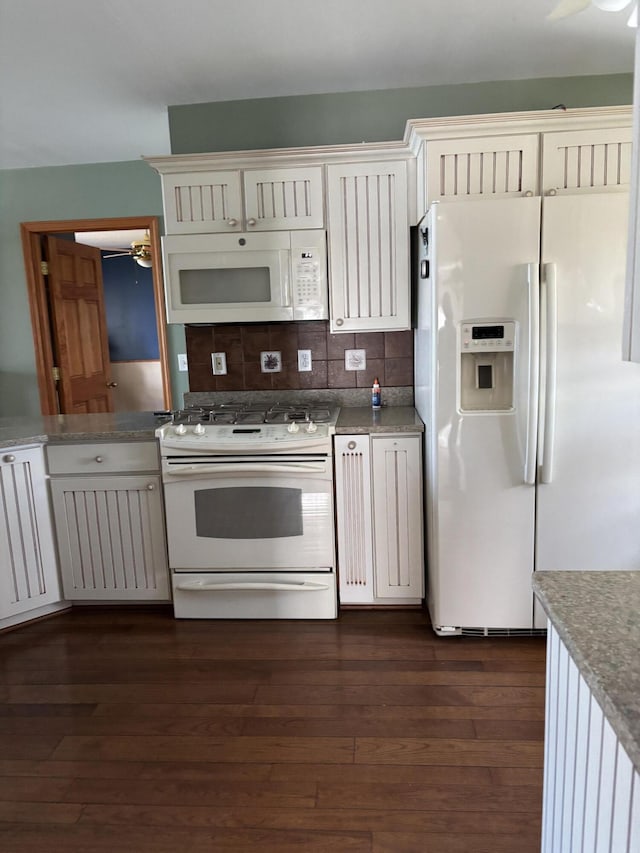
[
  {"left": 283, "top": 253, "right": 292, "bottom": 307},
  {"left": 164, "top": 462, "right": 328, "bottom": 478}
]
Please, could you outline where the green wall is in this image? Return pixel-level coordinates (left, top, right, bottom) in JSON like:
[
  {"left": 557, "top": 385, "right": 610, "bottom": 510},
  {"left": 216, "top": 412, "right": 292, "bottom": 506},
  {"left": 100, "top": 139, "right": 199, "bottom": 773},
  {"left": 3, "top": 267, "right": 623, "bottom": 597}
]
[
  {"left": 169, "top": 74, "right": 633, "bottom": 153},
  {"left": 1, "top": 73, "right": 633, "bottom": 415},
  {"left": 0, "top": 161, "right": 188, "bottom": 416}
]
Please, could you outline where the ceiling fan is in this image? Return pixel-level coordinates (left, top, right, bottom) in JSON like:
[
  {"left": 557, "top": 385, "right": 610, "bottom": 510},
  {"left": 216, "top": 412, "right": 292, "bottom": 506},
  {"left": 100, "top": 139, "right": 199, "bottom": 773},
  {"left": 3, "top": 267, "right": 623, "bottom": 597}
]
[
  {"left": 548, "top": 0, "right": 638, "bottom": 25},
  {"left": 103, "top": 231, "right": 153, "bottom": 268}
]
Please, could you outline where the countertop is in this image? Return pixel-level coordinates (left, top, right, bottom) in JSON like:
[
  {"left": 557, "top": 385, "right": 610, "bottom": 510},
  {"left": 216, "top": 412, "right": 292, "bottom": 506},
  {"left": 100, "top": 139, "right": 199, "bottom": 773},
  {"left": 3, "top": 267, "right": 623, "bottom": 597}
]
[
  {"left": 0, "top": 407, "right": 424, "bottom": 448},
  {"left": 533, "top": 571, "right": 640, "bottom": 772},
  {"left": 0, "top": 412, "right": 163, "bottom": 449},
  {"left": 335, "top": 406, "right": 424, "bottom": 434}
]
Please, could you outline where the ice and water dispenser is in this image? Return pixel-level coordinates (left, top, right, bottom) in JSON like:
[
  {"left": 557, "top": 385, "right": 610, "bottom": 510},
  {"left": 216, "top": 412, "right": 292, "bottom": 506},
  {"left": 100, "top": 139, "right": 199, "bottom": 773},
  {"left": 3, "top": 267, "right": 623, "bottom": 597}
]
[{"left": 459, "top": 321, "right": 516, "bottom": 412}]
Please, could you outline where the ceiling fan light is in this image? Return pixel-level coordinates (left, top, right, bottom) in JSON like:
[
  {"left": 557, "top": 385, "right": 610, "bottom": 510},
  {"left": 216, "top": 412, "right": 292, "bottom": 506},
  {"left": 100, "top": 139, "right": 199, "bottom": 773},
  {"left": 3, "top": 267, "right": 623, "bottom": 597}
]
[
  {"left": 134, "top": 256, "right": 153, "bottom": 268},
  {"left": 592, "top": 0, "right": 632, "bottom": 10}
]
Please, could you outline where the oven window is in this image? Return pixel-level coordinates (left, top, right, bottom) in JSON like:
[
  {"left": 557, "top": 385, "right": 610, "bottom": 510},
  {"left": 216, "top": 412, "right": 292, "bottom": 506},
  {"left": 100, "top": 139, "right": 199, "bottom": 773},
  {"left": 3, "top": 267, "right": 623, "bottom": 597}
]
[
  {"left": 179, "top": 267, "right": 271, "bottom": 304},
  {"left": 194, "top": 486, "right": 303, "bottom": 539}
]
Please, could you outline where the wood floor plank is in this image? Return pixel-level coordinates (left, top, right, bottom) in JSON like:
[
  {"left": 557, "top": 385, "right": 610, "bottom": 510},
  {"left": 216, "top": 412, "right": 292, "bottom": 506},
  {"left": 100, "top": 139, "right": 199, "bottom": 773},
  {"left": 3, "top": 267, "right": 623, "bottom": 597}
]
[
  {"left": 354, "top": 737, "right": 543, "bottom": 767},
  {"left": 239, "top": 716, "right": 476, "bottom": 739},
  {"left": 50, "top": 734, "right": 355, "bottom": 764},
  {"left": 90, "top": 700, "right": 545, "bottom": 721},
  {"left": 254, "top": 683, "right": 545, "bottom": 707},
  {"left": 0, "top": 800, "right": 82, "bottom": 825},
  {"left": 372, "top": 830, "right": 539, "bottom": 853},
  {"left": 76, "top": 802, "right": 541, "bottom": 835},
  {"left": 0, "top": 608, "right": 547, "bottom": 851}
]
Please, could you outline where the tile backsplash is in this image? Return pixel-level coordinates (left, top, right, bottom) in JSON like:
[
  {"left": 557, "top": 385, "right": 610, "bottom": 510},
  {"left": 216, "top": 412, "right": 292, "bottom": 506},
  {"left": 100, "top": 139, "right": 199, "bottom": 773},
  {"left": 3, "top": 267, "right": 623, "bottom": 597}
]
[{"left": 185, "top": 321, "right": 413, "bottom": 393}]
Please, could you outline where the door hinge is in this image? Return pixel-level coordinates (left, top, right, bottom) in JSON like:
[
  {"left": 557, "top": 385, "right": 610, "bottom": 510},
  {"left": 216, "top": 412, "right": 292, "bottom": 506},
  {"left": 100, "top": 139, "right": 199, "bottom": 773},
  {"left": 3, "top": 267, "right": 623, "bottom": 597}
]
[
  {"left": 52, "top": 366, "right": 60, "bottom": 382},
  {"left": 40, "top": 260, "right": 49, "bottom": 276}
]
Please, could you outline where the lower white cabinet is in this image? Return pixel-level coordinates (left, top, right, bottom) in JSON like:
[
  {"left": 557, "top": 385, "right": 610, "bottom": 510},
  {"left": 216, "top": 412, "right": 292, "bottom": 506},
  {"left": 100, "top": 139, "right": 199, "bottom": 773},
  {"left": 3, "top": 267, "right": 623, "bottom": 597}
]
[
  {"left": 47, "top": 442, "right": 170, "bottom": 602},
  {"left": 334, "top": 433, "right": 424, "bottom": 605},
  {"left": 542, "top": 623, "right": 640, "bottom": 853},
  {"left": 0, "top": 445, "right": 63, "bottom": 623}
]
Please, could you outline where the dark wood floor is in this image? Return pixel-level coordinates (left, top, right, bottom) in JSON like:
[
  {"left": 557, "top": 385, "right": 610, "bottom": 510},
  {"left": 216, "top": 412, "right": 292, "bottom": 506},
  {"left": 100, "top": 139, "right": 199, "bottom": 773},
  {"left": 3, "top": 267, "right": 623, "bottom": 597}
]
[{"left": 0, "top": 607, "right": 546, "bottom": 853}]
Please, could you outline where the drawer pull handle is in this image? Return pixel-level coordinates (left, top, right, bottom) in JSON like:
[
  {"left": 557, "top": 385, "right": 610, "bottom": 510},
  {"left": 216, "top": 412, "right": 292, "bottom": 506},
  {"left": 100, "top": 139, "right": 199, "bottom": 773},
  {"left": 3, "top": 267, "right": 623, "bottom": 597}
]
[
  {"left": 2, "top": 454, "right": 16, "bottom": 463},
  {"left": 95, "top": 456, "right": 103, "bottom": 463}
]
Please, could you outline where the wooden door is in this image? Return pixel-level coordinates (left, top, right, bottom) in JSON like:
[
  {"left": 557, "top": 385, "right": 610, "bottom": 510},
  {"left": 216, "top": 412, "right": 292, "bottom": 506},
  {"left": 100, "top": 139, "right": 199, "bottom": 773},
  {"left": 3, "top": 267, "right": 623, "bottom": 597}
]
[{"left": 46, "top": 235, "right": 113, "bottom": 413}]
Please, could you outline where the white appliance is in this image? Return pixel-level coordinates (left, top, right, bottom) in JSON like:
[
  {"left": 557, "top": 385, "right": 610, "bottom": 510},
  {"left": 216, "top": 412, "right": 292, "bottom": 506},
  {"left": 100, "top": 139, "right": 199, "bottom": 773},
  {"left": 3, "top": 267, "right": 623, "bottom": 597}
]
[
  {"left": 156, "top": 403, "right": 338, "bottom": 619},
  {"left": 162, "top": 230, "right": 327, "bottom": 324},
  {"left": 415, "top": 194, "right": 640, "bottom": 635}
]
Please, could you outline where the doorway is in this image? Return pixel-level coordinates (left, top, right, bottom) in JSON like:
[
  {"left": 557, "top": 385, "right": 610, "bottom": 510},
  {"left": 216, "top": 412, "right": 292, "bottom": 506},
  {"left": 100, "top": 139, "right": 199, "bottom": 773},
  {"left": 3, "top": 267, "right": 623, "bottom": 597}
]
[{"left": 20, "top": 216, "right": 172, "bottom": 416}]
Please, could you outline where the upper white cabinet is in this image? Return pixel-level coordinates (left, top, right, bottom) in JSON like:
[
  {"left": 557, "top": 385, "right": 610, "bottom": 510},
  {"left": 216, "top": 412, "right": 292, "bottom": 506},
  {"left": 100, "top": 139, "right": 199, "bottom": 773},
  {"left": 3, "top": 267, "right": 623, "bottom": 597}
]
[
  {"left": 0, "top": 445, "right": 63, "bottom": 623},
  {"left": 422, "top": 133, "right": 539, "bottom": 207},
  {"left": 541, "top": 127, "right": 632, "bottom": 195},
  {"left": 156, "top": 164, "right": 324, "bottom": 234},
  {"left": 243, "top": 167, "right": 324, "bottom": 231},
  {"left": 326, "top": 159, "right": 411, "bottom": 333},
  {"left": 408, "top": 107, "right": 633, "bottom": 212}
]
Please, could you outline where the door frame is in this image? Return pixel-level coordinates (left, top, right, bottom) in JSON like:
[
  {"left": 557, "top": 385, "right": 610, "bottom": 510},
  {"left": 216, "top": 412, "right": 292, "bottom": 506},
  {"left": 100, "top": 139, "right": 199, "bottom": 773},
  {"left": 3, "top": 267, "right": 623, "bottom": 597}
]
[{"left": 20, "top": 215, "right": 171, "bottom": 415}]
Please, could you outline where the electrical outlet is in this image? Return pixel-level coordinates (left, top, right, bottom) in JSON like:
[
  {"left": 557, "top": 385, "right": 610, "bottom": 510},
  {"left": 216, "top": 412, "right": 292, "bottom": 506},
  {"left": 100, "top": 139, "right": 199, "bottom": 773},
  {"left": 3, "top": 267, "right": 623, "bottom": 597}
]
[
  {"left": 211, "top": 352, "right": 227, "bottom": 375},
  {"left": 177, "top": 353, "right": 188, "bottom": 372},
  {"left": 297, "top": 349, "right": 312, "bottom": 372}
]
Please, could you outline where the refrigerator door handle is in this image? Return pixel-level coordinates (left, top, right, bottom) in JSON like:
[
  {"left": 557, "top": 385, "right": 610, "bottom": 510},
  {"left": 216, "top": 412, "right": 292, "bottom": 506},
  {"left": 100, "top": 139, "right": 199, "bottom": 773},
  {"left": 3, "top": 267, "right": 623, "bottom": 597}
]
[
  {"left": 541, "top": 262, "right": 558, "bottom": 484},
  {"left": 524, "top": 262, "right": 540, "bottom": 485}
]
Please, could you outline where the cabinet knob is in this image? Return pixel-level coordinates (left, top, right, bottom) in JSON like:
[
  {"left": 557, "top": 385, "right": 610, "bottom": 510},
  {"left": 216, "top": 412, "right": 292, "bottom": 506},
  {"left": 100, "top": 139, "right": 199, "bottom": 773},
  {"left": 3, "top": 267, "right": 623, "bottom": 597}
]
[
  {"left": 247, "top": 218, "right": 257, "bottom": 227},
  {"left": 2, "top": 454, "right": 16, "bottom": 463},
  {"left": 147, "top": 483, "right": 155, "bottom": 490},
  {"left": 227, "top": 218, "right": 238, "bottom": 227},
  {"left": 106, "top": 381, "right": 118, "bottom": 388},
  {"left": 336, "top": 318, "right": 344, "bottom": 327},
  {"left": 524, "top": 190, "right": 534, "bottom": 197},
  {"left": 547, "top": 188, "right": 558, "bottom": 197},
  {"left": 95, "top": 456, "right": 103, "bottom": 463},
  {"left": 347, "top": 441, "right": 357, "bottom": 450}
]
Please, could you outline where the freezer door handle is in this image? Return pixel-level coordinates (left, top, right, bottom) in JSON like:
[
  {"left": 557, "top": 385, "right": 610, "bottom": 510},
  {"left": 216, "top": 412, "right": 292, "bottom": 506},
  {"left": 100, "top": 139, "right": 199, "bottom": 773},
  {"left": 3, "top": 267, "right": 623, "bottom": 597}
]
[
  {"left": 541, "top": 262, "right": 558, "bottom": 484},
  {"left": 524, "top": 262, "right": 540, "bottom": 485}
]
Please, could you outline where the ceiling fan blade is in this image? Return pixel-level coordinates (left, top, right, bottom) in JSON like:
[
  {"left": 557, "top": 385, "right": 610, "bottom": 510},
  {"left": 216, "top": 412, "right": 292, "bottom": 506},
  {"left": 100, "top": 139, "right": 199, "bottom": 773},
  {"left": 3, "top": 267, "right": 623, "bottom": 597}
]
[
  {"left": 102, "top": 251, "right": 132, "bottom": 259},
  {"left": 547, "top": 0, "right": 592, "bottom": 19}
]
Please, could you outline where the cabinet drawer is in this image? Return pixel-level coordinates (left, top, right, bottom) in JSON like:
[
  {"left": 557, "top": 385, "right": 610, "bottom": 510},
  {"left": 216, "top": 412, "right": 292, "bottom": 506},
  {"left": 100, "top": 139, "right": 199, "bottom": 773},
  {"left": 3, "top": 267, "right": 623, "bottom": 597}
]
[{"left": 47, "top": 441, "right": 159, "bottom": 475}]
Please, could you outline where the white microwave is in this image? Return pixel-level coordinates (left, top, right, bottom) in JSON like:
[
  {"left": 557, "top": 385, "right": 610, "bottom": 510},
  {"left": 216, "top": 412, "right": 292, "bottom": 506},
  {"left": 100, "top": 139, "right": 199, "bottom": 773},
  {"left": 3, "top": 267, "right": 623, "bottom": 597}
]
[{"left": 162, "top": 230, "right": 328, "bottom": 324}]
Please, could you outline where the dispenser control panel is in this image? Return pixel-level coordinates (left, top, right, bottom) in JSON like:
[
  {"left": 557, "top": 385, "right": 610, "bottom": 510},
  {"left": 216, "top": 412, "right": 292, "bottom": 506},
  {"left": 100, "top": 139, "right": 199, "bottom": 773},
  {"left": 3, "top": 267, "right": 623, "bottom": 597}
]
[{"left": 460, "top": 321, "right": 516, "bottom": 352}]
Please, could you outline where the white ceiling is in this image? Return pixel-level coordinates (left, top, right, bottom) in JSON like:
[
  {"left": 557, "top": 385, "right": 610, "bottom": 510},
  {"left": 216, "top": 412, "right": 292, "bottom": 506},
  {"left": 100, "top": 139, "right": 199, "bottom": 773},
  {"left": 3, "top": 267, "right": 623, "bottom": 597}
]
[{"left": 0, "top": 0, "right": 635, "bottom": 170}]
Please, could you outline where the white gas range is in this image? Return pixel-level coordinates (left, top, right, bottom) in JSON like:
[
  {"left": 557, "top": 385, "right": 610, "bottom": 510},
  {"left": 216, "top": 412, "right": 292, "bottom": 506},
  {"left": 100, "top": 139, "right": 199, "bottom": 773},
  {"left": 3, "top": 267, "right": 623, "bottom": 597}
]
[{"left": 156, "top": 402, "right": 340, "bottom": 619}]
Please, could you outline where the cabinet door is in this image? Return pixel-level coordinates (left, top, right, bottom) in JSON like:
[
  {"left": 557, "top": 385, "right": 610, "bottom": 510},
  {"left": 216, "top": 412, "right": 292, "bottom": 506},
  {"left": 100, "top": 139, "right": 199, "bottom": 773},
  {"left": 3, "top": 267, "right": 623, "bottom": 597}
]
[
  {"left": 161, "top": 170, "right": 243, "bottom": 233},
  {"left": 0, "top": 446, "right": 62, "bottom": 619},
  {"left": 50, "top": 474, "right": 169, "bottom": 601},
  {"left": 541, "top": 127, "right": 632, "bottom": 195},
  {"left": 334, "top": 435, "right": 374, "bottom": 604},
  {"left": 327, "top": 160, "right": 410, "bottom": 332},
  {"left": 371, "top": 436, "right": 423, "bottom": 601},
  {"left": 243, "top": 166, "right": 324, "bottom": 230},
  {"left": 424, "top": 134, "right": 539, "bottom": 206}
]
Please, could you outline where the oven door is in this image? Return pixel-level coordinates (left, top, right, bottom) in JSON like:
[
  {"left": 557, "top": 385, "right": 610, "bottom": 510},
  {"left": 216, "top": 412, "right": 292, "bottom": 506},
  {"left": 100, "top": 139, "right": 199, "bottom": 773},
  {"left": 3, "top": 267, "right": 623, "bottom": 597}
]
[{"left": 162, "top": 455, "right": 335, "bottom": 571}]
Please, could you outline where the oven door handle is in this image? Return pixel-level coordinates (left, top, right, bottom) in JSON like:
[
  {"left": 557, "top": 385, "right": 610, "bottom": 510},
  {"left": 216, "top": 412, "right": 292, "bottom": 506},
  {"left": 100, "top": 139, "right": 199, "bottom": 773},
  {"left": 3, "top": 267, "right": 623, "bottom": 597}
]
[
  {"left": 163, "top": 462, "right": 329, "bottom": 478},
  {"left": 175, "top": 580, "right": 331, "bottom": 592}
]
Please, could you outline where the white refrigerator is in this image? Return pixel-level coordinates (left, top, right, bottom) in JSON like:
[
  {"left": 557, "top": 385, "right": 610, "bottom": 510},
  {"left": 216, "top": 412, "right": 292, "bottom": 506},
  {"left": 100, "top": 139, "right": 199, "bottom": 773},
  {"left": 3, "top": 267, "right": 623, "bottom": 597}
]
[{"left": 414, "top": 193, "right": 640, "bottom": 635}]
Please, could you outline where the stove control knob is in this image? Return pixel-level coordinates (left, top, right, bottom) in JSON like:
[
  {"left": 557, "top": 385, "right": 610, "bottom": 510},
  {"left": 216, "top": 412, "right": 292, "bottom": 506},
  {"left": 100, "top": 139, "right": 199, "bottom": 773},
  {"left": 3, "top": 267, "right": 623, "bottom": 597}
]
[
  {"left": 306, "top": 420, "right": 318, "bottom": 433},
  {"left": 287, "top": 421, "right": 300, "bottom": 433},
  {"left": 194, "top": 423, "right": 206, "bottom": 436},
  {"left": 174, "top": 424, "right": 187, "bottom": 436}
]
